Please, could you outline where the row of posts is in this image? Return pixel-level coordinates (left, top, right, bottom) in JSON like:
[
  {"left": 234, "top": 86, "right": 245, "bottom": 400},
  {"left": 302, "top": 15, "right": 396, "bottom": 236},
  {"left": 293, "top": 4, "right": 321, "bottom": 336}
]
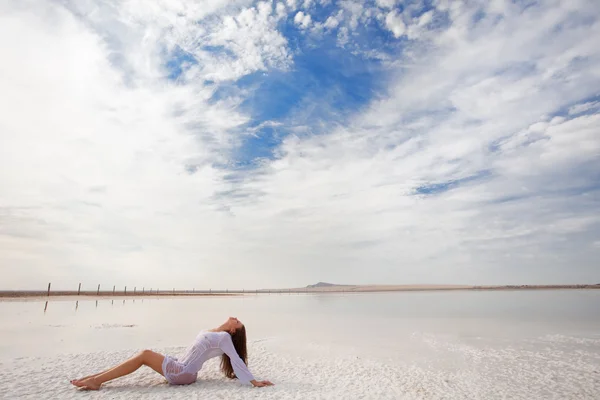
[
  {"left": 47, "top": 283, "right": 162, "bottom": 296},
  {"left": 45, "top": 283, "right": 324, "bottom": 296}
]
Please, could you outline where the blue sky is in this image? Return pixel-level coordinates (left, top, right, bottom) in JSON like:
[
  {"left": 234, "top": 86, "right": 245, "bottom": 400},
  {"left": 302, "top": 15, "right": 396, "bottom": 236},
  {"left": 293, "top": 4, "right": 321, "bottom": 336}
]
[{"left": 0, "top": 0, "right": 599, "bottom": 290}]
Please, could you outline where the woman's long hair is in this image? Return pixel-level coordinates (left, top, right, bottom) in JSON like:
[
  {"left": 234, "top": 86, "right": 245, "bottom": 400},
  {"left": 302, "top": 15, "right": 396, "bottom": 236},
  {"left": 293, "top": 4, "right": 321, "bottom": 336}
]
[{"left": 220, "top": 325, "right": 248, "bottom": 379}]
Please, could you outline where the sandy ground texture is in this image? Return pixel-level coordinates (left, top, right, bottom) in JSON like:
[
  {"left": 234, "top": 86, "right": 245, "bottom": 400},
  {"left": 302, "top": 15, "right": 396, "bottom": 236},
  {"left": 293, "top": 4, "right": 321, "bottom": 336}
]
[{"left": 1, "top": 336, "right": 599, "bottom": 400}]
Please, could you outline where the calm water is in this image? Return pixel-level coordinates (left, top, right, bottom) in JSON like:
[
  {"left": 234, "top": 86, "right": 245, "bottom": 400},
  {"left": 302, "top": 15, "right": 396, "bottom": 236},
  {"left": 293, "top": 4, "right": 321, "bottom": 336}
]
[{"left": 1, "top": 290, "right": 599, "bottom": 360}]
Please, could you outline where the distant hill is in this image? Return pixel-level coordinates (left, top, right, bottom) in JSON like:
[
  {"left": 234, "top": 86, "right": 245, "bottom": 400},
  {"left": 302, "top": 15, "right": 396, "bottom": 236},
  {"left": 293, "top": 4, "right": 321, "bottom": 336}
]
[{"left": 306, "top": 282, "right": 342, "bottom": 288}]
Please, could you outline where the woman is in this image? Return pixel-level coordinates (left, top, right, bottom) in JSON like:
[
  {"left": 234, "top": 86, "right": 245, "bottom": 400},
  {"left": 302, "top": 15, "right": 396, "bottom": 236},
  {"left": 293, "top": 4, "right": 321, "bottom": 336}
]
[{"left": 70, "top": 317, "right": 274, "bottom": 390}]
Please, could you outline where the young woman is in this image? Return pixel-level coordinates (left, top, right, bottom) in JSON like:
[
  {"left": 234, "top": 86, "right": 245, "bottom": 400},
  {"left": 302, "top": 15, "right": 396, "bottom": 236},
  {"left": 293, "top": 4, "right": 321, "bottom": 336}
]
[{"left": 70, "top": 317, "right": 274, "bottom": 390}]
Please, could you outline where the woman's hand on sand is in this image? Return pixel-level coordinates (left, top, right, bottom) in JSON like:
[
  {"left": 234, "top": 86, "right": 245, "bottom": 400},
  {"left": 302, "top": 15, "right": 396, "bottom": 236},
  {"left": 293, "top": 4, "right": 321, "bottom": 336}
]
[{"left": 251, "top": 379, "right": 274, "bottom": 387}]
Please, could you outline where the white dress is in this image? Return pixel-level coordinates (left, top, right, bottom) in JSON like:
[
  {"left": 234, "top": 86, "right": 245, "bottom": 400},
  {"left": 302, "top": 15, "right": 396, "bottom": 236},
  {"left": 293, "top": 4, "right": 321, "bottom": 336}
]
[{"left": 161, "top": 330, "right": 255, "bottom": 385}]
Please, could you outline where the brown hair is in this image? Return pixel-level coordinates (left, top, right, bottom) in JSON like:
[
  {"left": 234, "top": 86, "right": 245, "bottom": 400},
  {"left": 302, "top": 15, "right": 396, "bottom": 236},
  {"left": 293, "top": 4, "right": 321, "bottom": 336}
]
[{"left": 220, "top": 325, "right": 248, "bottom": 379}]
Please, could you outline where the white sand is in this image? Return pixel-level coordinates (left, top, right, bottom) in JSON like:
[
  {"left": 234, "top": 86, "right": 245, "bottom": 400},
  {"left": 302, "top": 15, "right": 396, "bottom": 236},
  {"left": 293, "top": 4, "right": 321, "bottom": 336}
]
[{"left": 1, "top": 334, "right": 599, "bottom": 400}]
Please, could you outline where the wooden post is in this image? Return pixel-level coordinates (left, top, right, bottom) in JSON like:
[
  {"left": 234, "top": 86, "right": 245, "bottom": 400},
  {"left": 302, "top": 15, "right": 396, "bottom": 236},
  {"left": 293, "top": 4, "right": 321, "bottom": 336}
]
[
  {"left": 97, "top": 284, "right": 100, "bottom": 295},
  {"left": 113, "top": 285, "right": 115, "bottom": 295},
  {"left": 44, "top": 301, "right": 48, "bottom": 313},
  {"left": 78, "top": 283, "right": 81, "bottom": 295},
  {"left": 124, "top": 286, "right": 127, "bottom": 295},
  {"left": 143, "top": 287, "right": 145, "bottom": 294},
  {"left": 134, "top": 287, "right": 136, "bottom": 294},
  {"left": 47, "top": 282, "right": 51, "bottom": 297}
]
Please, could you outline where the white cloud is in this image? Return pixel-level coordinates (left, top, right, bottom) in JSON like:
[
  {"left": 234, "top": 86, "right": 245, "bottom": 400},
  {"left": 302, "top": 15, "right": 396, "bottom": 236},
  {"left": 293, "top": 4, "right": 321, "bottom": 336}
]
[
  {"left": 275, "top": 2, "right": 287, "bottom": 19},
  {"left": 310, "top": 10, "right": 344, "bottom": 34},
  {"left": 286, "top": 0, "right": 298, "bottom": 11},
  {"left": 200, "top": 3, "right": 291, "bottom": 81},
  {"left": 324, "top": 15, "right": 340, "bottom": 29},
  {"left": 1, "top": 0, "right": 599, "bottom": 290},
  {"left": 417, "top": 10, "right": 433, "bottom": 27},
  {"left": 385, "top": 10, "right": 405, "bottom": 38},
  {"left": 225, "top": 0, "right": 600, "bottom": 285},
  {"left": 375, "top": 0, "right": 397, "bottom": 9},
  {"left": 337, "top": 25, "right": 350, "bottom": 46},
  {"left": 0, "top": 0, "right": 289, "bottom": 290},
  {"left": 340, "top": 0, "right": 366, "bottom": 30},
  {"left": 294, "top": 11, "right": 312, "bottom": 29},
  {"left": 569, "top": 101, "right": 600, "bottom": 115}
]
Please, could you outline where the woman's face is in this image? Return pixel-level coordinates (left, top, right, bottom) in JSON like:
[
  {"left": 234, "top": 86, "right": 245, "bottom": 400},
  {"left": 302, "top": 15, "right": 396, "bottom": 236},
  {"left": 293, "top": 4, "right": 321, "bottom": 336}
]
[{"left": 227, "top": 316, "right": 244, "bottom": 331}]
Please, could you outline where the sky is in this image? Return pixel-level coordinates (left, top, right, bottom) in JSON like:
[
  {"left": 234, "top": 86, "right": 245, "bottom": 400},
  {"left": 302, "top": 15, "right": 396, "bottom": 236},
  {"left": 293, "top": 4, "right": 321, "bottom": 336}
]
[{"left": 0, "top": 0, "right": 599, "bottom": 291}]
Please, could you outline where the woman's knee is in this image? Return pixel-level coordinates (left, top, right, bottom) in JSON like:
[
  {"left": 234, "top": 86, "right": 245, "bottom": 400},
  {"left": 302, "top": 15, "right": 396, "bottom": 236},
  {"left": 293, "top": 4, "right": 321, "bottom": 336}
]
[
  {"left": 137, "top": 350, "right": 165, "bottom": 375},
  {"left": 139, "top": 349, "right": 154, "bottom": 360}
]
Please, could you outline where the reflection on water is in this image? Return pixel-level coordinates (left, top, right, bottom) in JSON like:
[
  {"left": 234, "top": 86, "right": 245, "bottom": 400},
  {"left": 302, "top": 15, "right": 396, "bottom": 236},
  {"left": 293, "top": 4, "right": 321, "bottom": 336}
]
[
  {"left": 38, "top": 290, "right": 320, "bottom": 315},
  {"left": 42, "top": 298, "right": 147, "bottom": 313},
  {"left": 40, "top": 296, "right": 177, "bottom": 314},
  {"left": 1, "top": 290, "right": 598, "bottom": 362},
  {"left": 32, "top": 290, "right": 600, "bottom": 324}
]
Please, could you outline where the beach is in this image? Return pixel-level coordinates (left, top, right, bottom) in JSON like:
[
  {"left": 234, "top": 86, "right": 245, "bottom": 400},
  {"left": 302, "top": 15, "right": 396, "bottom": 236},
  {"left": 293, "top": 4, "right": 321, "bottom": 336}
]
[
  {"left": 1, "top": 291, "right": 599, "bottom": 399},
  {"left": 5, "top": 337, "right": 599, "bottom": 400}
]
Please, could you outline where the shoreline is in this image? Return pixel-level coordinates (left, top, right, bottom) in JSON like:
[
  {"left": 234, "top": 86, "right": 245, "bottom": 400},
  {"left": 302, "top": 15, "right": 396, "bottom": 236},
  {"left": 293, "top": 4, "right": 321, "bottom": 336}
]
[{"left": 1, "top": 284, "right": 599, "bottom": 300}]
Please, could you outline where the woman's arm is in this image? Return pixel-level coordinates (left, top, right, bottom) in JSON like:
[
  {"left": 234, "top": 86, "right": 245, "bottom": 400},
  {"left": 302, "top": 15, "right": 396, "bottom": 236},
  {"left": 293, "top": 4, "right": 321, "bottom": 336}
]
[{"left": 219, "top": 334, "right": 271, "bottom": 386}]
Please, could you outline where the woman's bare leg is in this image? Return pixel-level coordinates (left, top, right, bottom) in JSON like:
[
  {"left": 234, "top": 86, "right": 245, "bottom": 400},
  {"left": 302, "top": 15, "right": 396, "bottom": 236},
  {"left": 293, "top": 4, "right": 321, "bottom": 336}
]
[
  {"left": 70, "top": 368, "right": 118, "bottom": 383},
  {"left": 71, "top": 350, "right": 165, "bottom": 390},
  {"left": 70, "top": 357, "right": 151, "bottom": 383}
]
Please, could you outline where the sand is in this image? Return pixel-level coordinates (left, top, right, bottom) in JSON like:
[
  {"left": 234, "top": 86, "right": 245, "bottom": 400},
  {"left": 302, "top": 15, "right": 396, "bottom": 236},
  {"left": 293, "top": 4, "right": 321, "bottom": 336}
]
[
  {"left": 0, "top": 343, "right": 408, "bottom": 400},
  {"left": 1, "top": 336, "right": 599, "bottom": 400}
]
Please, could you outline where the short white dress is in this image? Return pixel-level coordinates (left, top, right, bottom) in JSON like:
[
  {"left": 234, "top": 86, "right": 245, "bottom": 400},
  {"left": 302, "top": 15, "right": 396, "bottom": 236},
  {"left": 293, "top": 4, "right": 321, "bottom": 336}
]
[{"left": 162, "top": 330, "right": 255, "bottom": 385}]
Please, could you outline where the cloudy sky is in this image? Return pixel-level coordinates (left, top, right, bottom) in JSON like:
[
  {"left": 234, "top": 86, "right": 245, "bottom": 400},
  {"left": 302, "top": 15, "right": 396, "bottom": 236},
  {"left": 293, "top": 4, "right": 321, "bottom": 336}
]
[{"left": 1, "top": 0, "right": 599, "bottom": 291}]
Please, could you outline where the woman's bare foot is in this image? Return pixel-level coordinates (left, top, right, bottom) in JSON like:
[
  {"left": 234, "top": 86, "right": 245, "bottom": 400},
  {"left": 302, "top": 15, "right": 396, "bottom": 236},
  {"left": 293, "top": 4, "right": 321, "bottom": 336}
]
[{"left": 70, "top": 378, "right": 101, "bottom": 390}]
